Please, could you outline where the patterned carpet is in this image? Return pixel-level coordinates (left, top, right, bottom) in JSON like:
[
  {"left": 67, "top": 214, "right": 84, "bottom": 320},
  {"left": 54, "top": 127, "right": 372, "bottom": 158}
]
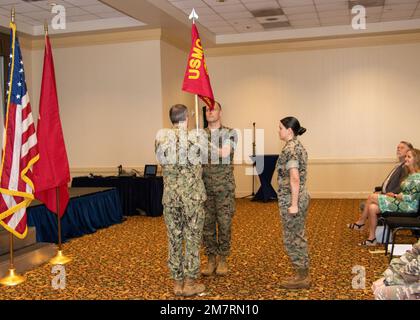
[{"left": 0, "top": 199, "right": 405, "bottom": 300}]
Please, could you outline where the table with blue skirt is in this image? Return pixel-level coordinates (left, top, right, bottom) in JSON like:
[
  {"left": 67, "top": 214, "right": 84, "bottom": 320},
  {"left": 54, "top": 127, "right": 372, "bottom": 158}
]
[
  {"left": 27, "top": 188, "right": 123, "bottom": 243},
  {"left": 71, "top": 175, "right": 163, "bottom": 217},
  {"left": 251, "top": 154, "right": 279, "bottom": 202}
]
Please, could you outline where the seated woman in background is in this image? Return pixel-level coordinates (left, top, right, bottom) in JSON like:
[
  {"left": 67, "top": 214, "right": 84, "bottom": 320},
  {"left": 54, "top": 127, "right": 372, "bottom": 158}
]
[
  {"left": 372, "top": 239, "right": 420, "bottom": 300},
  {"left": 347, "top": 148, "right": 420, "bottom": 246}
]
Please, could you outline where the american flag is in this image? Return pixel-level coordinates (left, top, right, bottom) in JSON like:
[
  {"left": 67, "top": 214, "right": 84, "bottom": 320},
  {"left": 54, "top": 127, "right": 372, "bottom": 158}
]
[{"left": 0, "top": 22, "right": 39, "bottom": 239}]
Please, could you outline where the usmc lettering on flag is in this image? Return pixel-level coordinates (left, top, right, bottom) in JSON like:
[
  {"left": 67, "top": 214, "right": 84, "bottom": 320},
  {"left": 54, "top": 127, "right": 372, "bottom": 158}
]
[
  {"left": 182, "top": 24, "right": 215, "bottom": 110},
  {"left": 188, "top": 39, "right": 209, "bottom": 80}
]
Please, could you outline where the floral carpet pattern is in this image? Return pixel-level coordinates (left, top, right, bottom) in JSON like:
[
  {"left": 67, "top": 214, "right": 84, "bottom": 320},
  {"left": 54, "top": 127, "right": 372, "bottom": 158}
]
[{"left": 0, "top": 199, "right": 406, "bottom": 300}]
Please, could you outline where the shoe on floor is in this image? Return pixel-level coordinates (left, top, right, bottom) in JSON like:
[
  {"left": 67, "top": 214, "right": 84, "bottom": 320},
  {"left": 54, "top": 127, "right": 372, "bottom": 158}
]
[{"left": 359, "top": 238, "right": 377, "bottom": 246}]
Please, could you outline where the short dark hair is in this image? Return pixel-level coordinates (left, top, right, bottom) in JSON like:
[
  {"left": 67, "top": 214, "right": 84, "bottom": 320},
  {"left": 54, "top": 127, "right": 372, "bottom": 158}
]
[
  {"left": 400, "top": 141, "right": 414, "bottom": 150},
  {"left": 169, "top": 104, "right": 188, "bottom": 124},
  {"left": 280, "top": 116, "right": 306, "bottom": 136}
]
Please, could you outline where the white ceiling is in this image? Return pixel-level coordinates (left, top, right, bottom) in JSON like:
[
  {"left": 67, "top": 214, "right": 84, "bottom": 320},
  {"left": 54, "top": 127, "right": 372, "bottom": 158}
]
[
  {"left": 0, "top": 0, "right": 144, "bottom": 36},
  {"left": 2, "top": 0, "right": 420, "bottom": 44},
  {"left": 167, "top": 0, "right": 420, "bottom": 35}
]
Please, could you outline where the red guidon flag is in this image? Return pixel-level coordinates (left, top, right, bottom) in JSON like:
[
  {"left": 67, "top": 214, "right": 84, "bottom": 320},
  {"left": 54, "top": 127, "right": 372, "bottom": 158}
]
[
  {"left": 32, "top": 33, "right": 70, "bottom": 218},
  {"left": 0, "top": 22, "right": 39, "bottom": 238},
  {"left": 182, "top": 23, "right": 215, "bottom": 110}
]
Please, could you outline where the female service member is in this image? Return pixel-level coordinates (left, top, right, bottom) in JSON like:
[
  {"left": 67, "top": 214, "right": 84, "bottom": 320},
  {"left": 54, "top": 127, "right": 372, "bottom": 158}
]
[{"left": 276, "top": 117, "right": 311, "bottom": 289}]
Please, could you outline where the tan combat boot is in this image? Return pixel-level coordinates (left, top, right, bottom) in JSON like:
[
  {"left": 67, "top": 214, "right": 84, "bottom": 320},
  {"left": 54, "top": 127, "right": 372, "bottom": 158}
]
[
  {"left": 215, "top": 256, "right": 228, "bottom": 276},
  {"left": 279, "top": 269, "right": 311, "bottom": 289},
  {"left": 202, "top": 255, "right": 217, "bottom": 276},
  {"left": 182, "top": 277, "right": 206, "bottom": 297},
  {"left": 173, "top": 280, "right": 183, "bottom": 296}
]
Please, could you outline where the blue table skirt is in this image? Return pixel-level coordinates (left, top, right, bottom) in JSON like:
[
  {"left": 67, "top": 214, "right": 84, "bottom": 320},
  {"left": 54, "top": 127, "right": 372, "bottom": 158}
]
[{"left": 27, "top": 189, "right": 123, "bottom": 243}]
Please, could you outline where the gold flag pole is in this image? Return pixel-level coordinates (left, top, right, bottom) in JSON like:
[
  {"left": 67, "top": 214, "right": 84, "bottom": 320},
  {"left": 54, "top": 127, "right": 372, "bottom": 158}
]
[
  {"left": 0, "top": 8, "right": 26, "bottom": 287},
  {"left": 0, "top": 234, "right": 26, "bottom": 286},
  {"left": 50, "top": 187, "right": 72, "bottom": 265}
]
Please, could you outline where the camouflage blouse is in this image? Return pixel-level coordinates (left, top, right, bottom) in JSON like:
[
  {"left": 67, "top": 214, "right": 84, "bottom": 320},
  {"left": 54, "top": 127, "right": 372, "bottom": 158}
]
[
  {"left": 383, "top": 240, "right": 420, "bottom": 295},
  {"left": 276, "top": 137, "right": 308, "bottom": 197},
  {"left": 202, "top": 126, "right": 237, "bottom": 193},
  {"left": 155, "top": 127, "right": 207, "bottom": 207}
]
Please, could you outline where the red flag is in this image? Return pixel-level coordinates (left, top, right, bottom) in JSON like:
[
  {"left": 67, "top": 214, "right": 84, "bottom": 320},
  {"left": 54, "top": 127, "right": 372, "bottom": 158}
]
[
  {"left": 182, "top": 23, "right": 215, "bottom": 110},
  {"left": 0, "top": 22, "right": 39, "bottom": 239},
  {"left": 32, "top": 34, "right": 70, "bottom": 218}
]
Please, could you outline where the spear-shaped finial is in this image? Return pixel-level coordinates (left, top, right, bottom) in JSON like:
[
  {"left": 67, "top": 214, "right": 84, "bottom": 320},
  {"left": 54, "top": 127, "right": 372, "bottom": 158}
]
[
  {"left": 189, "top": 8, "right": 199, "bottom": 24},
  {"left": 11, "top": 7, "right": 15, "bottom": 23}
]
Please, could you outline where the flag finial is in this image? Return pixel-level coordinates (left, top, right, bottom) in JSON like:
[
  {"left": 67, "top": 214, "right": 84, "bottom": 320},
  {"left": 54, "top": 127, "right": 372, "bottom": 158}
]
[
  {"left": 11, "top": 7, "right": 15, "bottom": 23},
  {"left": 189, "top": 8, "right": 199, "bottom": 23}
]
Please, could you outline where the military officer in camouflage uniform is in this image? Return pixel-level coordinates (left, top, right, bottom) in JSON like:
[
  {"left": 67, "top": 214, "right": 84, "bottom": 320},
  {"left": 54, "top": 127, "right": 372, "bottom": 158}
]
[
  {"left": 155, "top": 104, "right": 207, "bottom": 297},
  {"left": 372, "top": 240, "right": 420, "bottom": 300},
  {"left": 276, "top": 116, "right": 311, "bottom": 289},
  {"left": 201, "top": 102, "right": 237, "bottom": 276}
]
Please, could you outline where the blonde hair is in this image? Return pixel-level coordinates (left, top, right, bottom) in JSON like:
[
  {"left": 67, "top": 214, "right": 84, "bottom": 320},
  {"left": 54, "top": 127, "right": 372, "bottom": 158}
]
[{"left": 408, "top": 148, "right": 420, "bottom": 172}]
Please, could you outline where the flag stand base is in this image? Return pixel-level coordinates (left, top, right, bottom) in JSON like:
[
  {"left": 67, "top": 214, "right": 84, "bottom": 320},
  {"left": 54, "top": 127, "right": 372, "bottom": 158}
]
[
  {"left": 50, "top": 250, "right": 72, "bottom": 265},
  {"left": 0, "top": 268, "right": 25, "bottom": 286}
]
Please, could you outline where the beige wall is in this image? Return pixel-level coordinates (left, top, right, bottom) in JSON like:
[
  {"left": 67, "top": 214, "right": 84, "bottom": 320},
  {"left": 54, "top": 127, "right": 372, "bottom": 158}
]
[
  {"left": 21, "top": 31, "right": 420, "bottom": 197},
  {"left": 207, "top": 43, "right": 420, "bottom": 197},
  {"left": 29, "top": 39, "right": 163, "bottom": 172},
  {"left": 160, "top": 41, "right": 194, "bottom": 128}
]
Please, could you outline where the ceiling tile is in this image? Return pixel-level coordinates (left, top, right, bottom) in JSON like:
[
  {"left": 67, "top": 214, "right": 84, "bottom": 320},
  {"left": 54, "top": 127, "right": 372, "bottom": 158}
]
[
  {"left": 282, "top": 6, "right": 316, "bottom": 15},
  {"left": 234, "top": 24, "right": 264, "bottom": 33},
  {"left": 64, "top": 0, "right": 100, "bottom": 6},
  {"left": 66, "top": 14, "right": 99, "bottom": 22},
  {"left": 33, "top": 0, "right": 74, "bottom": 11},
  {"left": 278, "top": 0, "right": 315, "bottom": 8},
  {"left": 384, "top": 3, "right": 418, "bottom": 12},
  {"left": 180, "top": 6, "right": 215, "bottom": 15},
  {"left": 212, "top": 4, "right": 247, "bottom": 13},
  {"left": 243, "top": 1, "right": 280, "bottom": 11},
  {"left": 1, "top": 2, "right": 44, "bottom": 13},
  {"left": 82, "top": 4, "right": 118, "bottom": 14},
  {"left": 171, "top": 0, "right": 207, "bottom": 9},
  {"left": 64, "top": 7, "right": 90, "bottom": 16},
  {"left": 23, "top": 10, "right": 53, "bottom": 21},
  {"left": 203, "top": 0, "right": 241, "bottom": 6},
  {"left": 219, "top": 11, "right": 253, "bottom": 19},
  {"left": 287, "top": 12, "right": 319, "bottom": 20},
  {"left": 95, "top": 11, "right": 126, "bottom": 19}
]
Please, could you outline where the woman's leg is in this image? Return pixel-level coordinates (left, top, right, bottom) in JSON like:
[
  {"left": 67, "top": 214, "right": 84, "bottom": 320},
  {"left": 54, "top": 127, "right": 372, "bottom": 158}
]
[
  {"left": 367, "top": 203, "right": 380, "bottom": 240},
  {"left": 356, "top": 193, "right": 380, "bottom": 225}
]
